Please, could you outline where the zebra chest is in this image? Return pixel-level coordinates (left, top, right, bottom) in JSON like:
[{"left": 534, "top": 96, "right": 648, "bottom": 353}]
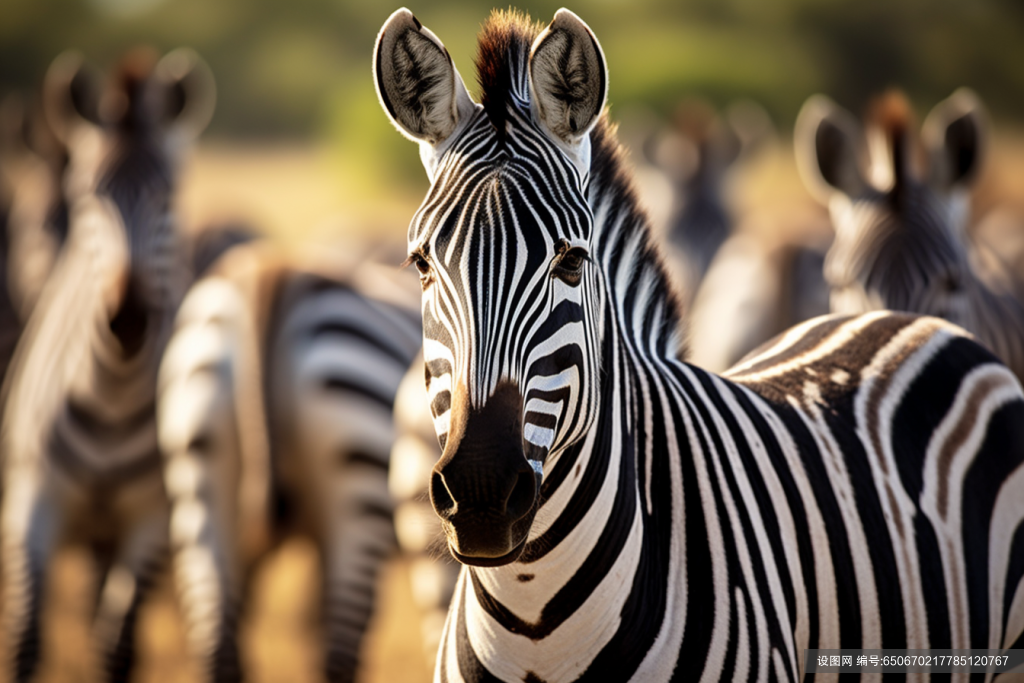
[{"left": 47, "top": 342, "right": 163, "bottom": 487}]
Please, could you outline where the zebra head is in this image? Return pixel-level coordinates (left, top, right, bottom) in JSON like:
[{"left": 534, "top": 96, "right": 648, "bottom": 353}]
[
  {"left": 43, "top": 48, "right": 213, "bottom": 353},
  {"left": 796, "top": 89, "right": 985, "bottom": 325},
  {"left": 375, "top": 8, "right": 607, "bottom": 566}
]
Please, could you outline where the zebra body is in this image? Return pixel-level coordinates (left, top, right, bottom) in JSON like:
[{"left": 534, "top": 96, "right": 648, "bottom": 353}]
[
  {"left": 795, "top": 89, "right": 1024, "bottom": 382},
  {"left": 374, "top": 8, "right": 1024, "bottom": 682},
  {"left": 686, "top": 228, "right": 829, "bottom": 372},
  {"left": 1, "top": 48, "right": 211, "bottom": 682},
  {"left": 158, "top": 240, "right": 421, "bottom": 682}
]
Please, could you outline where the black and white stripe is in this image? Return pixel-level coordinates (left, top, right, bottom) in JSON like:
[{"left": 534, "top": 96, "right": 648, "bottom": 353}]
[
  {"left": 0, "top": 90, "right": 71, "bottom": 385},
  {"left": 389, "top": 352, "right": 461, "bottom": 667},
  {"left": 795, "top": 88, "right": 1024, "bottom": 382},
  {"left": 376, "top": 9, "right": 1024, "bottom": 682},
  {"left": 1, "top": 48, "right": 209, "bottom": 683},
  {"left": 157, "top": 241, "right": 421, "bottom": 682}
]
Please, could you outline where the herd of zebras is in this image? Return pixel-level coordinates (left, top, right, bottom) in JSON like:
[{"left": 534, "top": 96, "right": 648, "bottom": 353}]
[{"left": 0, "top": 6, "right": 1022, "bottom": 683}]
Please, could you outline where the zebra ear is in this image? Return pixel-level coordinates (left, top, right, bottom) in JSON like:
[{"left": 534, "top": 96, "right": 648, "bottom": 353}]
[
  {"left": 795, "top": 95, "right": 867, "bottom": 202},
  {"left": 529, "top": 9, "right": 607, "bottom": 155},
  {"left": 42, "top": 51, "right": 103, "bottom": 144},
  {"left": 374, "top": 8, "right": 476, "bottom": 167},
  {"left": 923, "top": 88, "right": 986, "bottom": 189},
  {"left": 155, "top": 48, "right": 216, "bottom": 140}
]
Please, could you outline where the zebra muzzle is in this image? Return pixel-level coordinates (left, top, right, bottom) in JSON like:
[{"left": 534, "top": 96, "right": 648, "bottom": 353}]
[{"left": 429, "top": 381, "right": 540, "bottom": 566}]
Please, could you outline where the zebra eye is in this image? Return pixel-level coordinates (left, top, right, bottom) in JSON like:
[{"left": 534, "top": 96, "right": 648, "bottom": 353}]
[
  {"left": 403, "top": 251, "right": 432, "bottom": 286},
  {"left": 550, "top": 240, "right": 589, "bottom": 286},
  {"left": 412, "top": 255, "right": 430, "bottom": 276},
  {"left": 560, "top": 248, "right": 588, "bottom": 272}
]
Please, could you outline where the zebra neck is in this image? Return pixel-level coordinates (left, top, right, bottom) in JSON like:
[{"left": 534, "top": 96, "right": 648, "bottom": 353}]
[
  {"left": 587, "top": 117, "right": 685, "bottom": 362},
  {"left": 448, "top": 320, "right": 700, "bottom": 679}
]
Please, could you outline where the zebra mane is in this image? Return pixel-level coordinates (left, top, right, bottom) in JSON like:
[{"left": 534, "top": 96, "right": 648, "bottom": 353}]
[
  {"left": 97, "top": 49, "right": 174, "bottom": 219},
  {"left": 474, "top": 9, "right": 542, "bottom": 140},
  {"left": 589, "top": 114, "right": 687, "bottom": 357}
]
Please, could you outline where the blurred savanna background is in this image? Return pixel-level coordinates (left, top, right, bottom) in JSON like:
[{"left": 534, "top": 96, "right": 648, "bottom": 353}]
[{"left": 1, "top": 0, "right": 1023, "bottom": 681}]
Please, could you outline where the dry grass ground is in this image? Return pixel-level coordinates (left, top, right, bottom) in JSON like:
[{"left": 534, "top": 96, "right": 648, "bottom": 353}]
[
  {"left": 4, "top": 128, "right": 1024, "bottom": 682},
  {"left": 2, "top": 543, "right": 433, "bottom": 683}
]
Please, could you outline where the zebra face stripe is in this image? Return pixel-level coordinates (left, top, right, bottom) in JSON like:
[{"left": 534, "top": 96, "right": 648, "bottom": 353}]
[
  {"left": 411, "top": 111, "right": 604, "bottom": 566},
  {"left": 413, "top": 110, "right": 602, "bottom": 438},
  {"left": 378, "top": 6, "right": 609, "bottom": 566}
]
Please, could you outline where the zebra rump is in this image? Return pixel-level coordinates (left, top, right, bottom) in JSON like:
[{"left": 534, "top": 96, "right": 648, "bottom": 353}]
[{"left": 157, "top": 239, "right": 421, "bottom": 682}]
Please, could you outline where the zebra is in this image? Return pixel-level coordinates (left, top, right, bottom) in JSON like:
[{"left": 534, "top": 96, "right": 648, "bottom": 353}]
[
  {"left": 389, "top": 352, "right": 461, "bottom": 668},
  {"left": 685, "top": 224, "right": 830, "bottom": 373},
  {"left": 795, "top": 88, "right": 1024, "bottom": 382},
  {"left": 649, "top": 99, "right": 738, "bottom": 305},
  {"left": 0, "top": 88, "right": 72, "bottom": 384},
  {"left": 646, "top": 98, "right": 830, "bottom": 373},
  {"left": 374, "top": 7, "right": 1024, "bottom": 682},
  {"left": 647, "top": 98, "right": 775, "bottom": 307},
  {"left": 157, "top": 238, "right": 421, "bottom": 682},
  {"left": 1, "top": 47, "right": 212, "bottom": 682}
]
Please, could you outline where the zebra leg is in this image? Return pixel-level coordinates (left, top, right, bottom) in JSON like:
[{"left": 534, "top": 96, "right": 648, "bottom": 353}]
[
  {"left": 92, "top": 502, "right": 168, "bottom": 683},
  {"left": 319, "top": 474, "right": 397, "bottom": 683},
  {"left": 1, "top": 472, "right": 60, "bottom": 682},
  {"left": 277, "top": 352, "right": 401, "bottom": 682},
  {"left": 158, "top": 279, "right": 250, "bottom": 683}
]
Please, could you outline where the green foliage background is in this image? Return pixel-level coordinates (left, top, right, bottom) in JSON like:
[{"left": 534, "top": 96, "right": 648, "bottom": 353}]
[{"left": 2, "top": 0, "right": 1022, "bottom": 192}]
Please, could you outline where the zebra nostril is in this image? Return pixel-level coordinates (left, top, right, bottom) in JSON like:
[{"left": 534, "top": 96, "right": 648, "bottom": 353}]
[
  {"left": 429, "top": 470, "right": 456, "bottom": 519},
  {"left": 505, "top": 468, "right": 537, "bottom": 521}
]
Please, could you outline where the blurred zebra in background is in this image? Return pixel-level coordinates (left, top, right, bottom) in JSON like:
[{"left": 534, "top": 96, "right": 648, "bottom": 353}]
[
  {"left": 646, "top": 98, "right": 771, "bottom": 306},
  {"left": 664, "top": 101, "right": 830, "bottom": 373},
  {"left": 388, "top": 353, "right": 458, "bottom": 668},
  {"left": 685, "top": 228, "right": 830, "bottom": 372},
  {"left": 158, "top": 239, "right": 421, "bottom": 682},
  {"left": 0, "top": 47, "right": 212, "bottom": 682},
  {"left": 796, "top": 88, "right": 1024, "bottom": 381},
  {"left": 0, "top": 90, "right": 71, "bottom": 386}
]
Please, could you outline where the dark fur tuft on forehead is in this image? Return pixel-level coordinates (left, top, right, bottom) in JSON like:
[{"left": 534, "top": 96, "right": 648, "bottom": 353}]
[
  {"left": 106, "top": 46, "right": 160, "bottom": 130},
  {"left": 475, "top": 9, "right": 543, "bottom": 140},
  {"left": 866, "top": 89, "right": 916, "bottom": 141},
  {"left": 866, "top": 89, "right": 923, "bottom": 188}
]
